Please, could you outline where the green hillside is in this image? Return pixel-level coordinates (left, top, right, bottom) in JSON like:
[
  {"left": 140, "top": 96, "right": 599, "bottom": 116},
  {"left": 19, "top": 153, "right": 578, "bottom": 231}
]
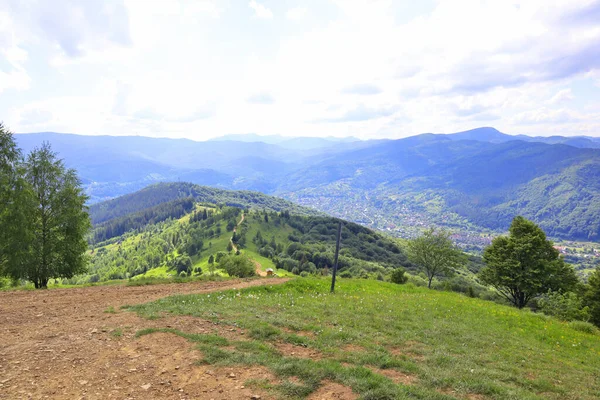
[
  {"left": 129, "top": 278, "right": 600, "bottom": 400},
  {"left": 90, "top": 182, "right": 322, "bottom": 225},
  {"left": 82, "top": 196, "right": 410, "bottom": 284}
]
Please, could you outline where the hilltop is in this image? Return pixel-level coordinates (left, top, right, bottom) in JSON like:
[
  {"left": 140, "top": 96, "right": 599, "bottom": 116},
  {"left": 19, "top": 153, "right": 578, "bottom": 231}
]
[{"left": 80, "top": 184, "right": 412, "bottom": 285}]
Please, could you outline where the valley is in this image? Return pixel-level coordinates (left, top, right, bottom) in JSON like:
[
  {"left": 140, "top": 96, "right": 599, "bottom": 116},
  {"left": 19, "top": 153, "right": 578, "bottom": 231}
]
[{"left": 15, "top": 128, "right": 600, "bottom": 252}]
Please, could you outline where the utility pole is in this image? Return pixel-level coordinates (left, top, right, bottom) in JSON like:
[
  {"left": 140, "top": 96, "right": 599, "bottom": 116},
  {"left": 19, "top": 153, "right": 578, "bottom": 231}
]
[{"left": 330, "top": 221, "right": 342, "bottom": 293}]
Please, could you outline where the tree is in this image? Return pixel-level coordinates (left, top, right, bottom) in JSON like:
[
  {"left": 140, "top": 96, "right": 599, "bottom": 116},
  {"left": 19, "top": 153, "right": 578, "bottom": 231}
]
[
  {"left": 0, "top": 123, "right": 28, "bottom": 278},
  {"left": 538, "top": 291, "right": 589, "bottom": 322},
  {"left": 390, "top": 267, "right": 408, "bottom": 284},
  {"left": 407, "top": 228, "right": 464, "bottom": 288},
  {"left": 208, "top": 254, "right": 214, "bottom": 264},
  {"left": 480, "top": 216, "right": 578, "bottom": 309},
  {"left": 585, "top": 267, "right": 600, "bottom": 327},
  {"left": 3, "top": 142, "right": 91, "bottom": 288},
  {"left": 219, "top": 255, "right": 255, "bottom": 278},
  {"left": 172, "top": 255, "right": 192, "bottom": 275}
]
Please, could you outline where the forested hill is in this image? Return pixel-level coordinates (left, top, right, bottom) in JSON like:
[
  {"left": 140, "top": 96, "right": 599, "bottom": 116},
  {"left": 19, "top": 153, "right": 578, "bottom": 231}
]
[
  {"left": 82, "top": 189, "right": 411, "bottom": 284},
  {"left": 21, "top": 128, "right": 600, "bottom": 242},
  {"left": 89, "top": 182, "right": 321, "bottom": 225}
]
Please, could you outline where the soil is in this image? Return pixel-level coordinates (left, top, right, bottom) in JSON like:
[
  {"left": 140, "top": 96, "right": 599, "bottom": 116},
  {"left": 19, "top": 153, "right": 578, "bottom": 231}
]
[{"left": 0, "top": 278, "right": 290, "bottom": 400}]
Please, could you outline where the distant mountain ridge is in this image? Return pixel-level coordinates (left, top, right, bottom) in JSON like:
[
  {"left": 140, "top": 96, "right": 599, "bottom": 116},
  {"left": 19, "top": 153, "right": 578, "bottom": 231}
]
[{"left": 15, "top": 127, "right": 600, "bottom": 242}]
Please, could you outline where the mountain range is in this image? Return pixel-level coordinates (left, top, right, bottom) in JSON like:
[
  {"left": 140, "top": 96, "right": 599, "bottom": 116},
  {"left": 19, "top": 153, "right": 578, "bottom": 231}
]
[{"left": 15, "top": 127, "right": 600, "bottom": 242}]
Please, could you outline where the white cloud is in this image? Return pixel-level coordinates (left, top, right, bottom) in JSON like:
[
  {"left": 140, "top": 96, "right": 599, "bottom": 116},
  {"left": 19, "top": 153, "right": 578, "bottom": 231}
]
[
  {"left": 249, "top": 1, "right": 273, "bottom": 19},
  {"left": 549, "top": 89, "right": 575, "bottom": 104},
  {"left": 286, "top": 7, "right": 307, "bottom": 20},
  {"left": 2, "top": 0, "right": 600, "bottom": 139}
]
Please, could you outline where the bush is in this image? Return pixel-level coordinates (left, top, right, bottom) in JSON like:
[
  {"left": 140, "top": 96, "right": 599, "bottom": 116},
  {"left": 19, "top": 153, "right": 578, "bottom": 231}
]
[
  {"left": 538, "top": 291, "right": 590, "bottom": 322},
  {"left": 219, "top": 255, "right": 255, "bottom": 278},
  {"left": 568, "top": 320, "right": 599, "bottom": 335},
  {"left": 300, "top": 271, "right": 309, "bottom": 277},
  {"left": 390, "top": 267, "right": 408, "bottom": 284},
  {"left": 466, "top": 286, "right": 477, "bottom": 298}
]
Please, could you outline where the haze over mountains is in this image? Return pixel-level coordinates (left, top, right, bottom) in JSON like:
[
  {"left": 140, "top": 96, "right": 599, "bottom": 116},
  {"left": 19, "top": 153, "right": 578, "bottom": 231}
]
[{"left": 15, "top": 127, "right": 600, "bottom": 242}]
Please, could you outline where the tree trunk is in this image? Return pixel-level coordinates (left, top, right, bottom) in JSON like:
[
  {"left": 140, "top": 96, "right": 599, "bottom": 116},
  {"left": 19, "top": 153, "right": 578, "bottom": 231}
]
[
  {"left": 517, "top": 292, "right": 526, "bottom": 309},
  {"left": 428, "top": 275, "right": 433, "bottom": 289},
  {"left": 41, "top": 278, "right": 48, "bottom": 289}
]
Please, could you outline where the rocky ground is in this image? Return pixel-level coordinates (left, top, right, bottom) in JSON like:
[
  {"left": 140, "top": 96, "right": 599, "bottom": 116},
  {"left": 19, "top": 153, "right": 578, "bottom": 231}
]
[{"left": 0, "top": 278, "right": 304, "bottom": 400}]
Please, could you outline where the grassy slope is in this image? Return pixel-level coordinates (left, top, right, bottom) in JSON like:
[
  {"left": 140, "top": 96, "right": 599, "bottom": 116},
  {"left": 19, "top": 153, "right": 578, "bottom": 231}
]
[
  {"left": 125, "top": 210, "right": 294, "bottom": 280},
  {"left": 130, "top": 278, "right": 600, "bottom": 400}
]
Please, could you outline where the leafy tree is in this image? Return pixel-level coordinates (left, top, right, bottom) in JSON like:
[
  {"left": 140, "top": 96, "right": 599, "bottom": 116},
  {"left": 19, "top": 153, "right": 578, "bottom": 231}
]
[
  {"left": 585, "top": 267, "right": 600, "bottom": 327},
  {"left": 538, "top": 291, "right": 589, "bottom": 322},
  {"left": 0, "top": 124, "right": 28, "bottom": 277},
  {"left": 208, "top": 254, "right": 214, "bottom": 264},
  {"left": 172, "top": 255, "right": 192, "bottom": 274},
  {"left": 3, "top": 142, "right": 91, "bottom": 288},
  {"left": 480, "top": 216, "right": 578, "bottom": 309},
  {"left": 390, "top": 267, "right": 408, "bottom": 284},
  {"left": 219, "top": 255, "right": 255, "bottom": 278},
  {"left": 407, "top": 228, "right": 464, "bottom": 288}
]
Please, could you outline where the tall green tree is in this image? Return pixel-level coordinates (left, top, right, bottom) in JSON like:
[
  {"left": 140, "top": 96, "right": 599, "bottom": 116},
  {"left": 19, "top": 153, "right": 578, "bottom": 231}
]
[
  {"left": 3, "top": 142, "right": 91, "bottom": 288},
  {"left": 480, "top": 216, "right": 578, "bottom": 309},
  {"left": 585, "top": 267, "right": 600, "bottom": 327},
  {"left": 0, "top": 124, "right": 30, "bottom": 279},
  {"left": 407, "top": 228, "right": 465, "bottom": 288}
]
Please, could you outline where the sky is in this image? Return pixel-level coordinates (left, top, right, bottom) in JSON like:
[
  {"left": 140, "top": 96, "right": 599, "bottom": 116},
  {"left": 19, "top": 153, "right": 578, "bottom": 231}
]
[{"left": 1, "top": 0, "right": 599, "bottom": 140}]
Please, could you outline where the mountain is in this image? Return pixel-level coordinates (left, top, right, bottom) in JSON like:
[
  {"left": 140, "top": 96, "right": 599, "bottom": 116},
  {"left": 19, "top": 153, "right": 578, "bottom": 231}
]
[
  {"left": 445, "top": 127, "right": 600, "bottom": 149},
  {"left": 16, "top": 128, "right": 600, "bottom": 243},
  {"left": 89, "top": 182, "right": 321, "bottom": 225},
  {"left": 83, "top": 185, "right": 410, "bottom": 283},
  {"left": 210, "top": 133, "right": 360, "bottom": 149}
]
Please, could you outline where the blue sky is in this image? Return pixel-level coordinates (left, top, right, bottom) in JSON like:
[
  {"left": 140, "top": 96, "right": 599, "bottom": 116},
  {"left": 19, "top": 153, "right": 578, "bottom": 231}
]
[{"left": 1, "top": 0, "right": 599, "bottom": 139}]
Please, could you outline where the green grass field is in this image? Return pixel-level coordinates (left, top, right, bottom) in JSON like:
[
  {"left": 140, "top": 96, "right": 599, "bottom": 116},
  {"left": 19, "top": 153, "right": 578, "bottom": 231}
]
[{"left": 128, "top": 278, "right": 600, "bottom": 400}]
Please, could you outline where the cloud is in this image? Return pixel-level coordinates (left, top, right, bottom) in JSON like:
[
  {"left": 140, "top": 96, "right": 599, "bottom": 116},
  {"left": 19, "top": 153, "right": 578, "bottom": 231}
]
[
  {"left": 19, "top": 108, "right": 53, "bottom": 126},
  {"left": 320, "top": 104, "right": 398, "bottom": 123},
  {"left": 249, "top": 1, "right": 273, "bottom": 19},
  {"left": 341, "top": 84, "right": 382, "bottom": 96},
  {"left": 286, "top": 7, "right": 307, "bottom": 20},
  {"left": 549, "top": 89, "right": 574, "bottom": 104},
  {"left": 512, "top": 108, "right": 582, "bottom": 125},
  {"left": 247, "top": 92, "right": 275, "bottom": 105},
  {"left": 133, "top": 105, "right": 216, "bottom": 122},
  {"left": 2, "top": 0, "right": 131, "bottom": 59}
]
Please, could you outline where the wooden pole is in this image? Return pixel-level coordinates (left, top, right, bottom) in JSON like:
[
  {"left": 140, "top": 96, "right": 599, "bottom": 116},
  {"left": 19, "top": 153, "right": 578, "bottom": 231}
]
[{"left": 330, "top": 221, "right": 342, "bottom": 293}]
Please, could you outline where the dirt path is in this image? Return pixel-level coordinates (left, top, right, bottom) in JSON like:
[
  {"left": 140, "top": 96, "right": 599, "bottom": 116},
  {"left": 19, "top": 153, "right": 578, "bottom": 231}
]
[
  {"left": 230, "top": 213, "right": 245, "bottom": 253},
  {"left": 0, "top": 278, "right": 288, "bottom": 400}
]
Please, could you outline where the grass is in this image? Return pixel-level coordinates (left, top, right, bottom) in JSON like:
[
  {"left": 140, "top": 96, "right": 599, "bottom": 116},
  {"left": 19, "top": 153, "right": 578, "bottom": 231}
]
[
  {"left": 111, "top": 328, "right": 123, "bottom": 337},
  {"left": 127, "top": 278, "right": 600, "bottom": 400}
]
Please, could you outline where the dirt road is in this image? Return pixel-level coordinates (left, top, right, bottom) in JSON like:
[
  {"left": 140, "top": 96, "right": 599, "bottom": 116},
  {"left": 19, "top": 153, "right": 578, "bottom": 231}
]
[{"left": 0, "top": 278, "right": 287, "bottom": 400}]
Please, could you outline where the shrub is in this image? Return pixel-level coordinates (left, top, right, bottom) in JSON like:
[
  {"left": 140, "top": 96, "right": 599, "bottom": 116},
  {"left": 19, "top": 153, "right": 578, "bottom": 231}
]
[
  {"left": 568, "top": 320, "right": 599, "bottom": 335},
  {"left": 538, "top": 291, "right": 590, "bottom": 322},
  {"left": 390, "top": 267, "right": 408, "bottom": 284},
  {"left": 219, "top": 255, "right": 255, "bottom": 278},
  {"left": 467, "top": 286, "right": 477, "bottom": 298}
]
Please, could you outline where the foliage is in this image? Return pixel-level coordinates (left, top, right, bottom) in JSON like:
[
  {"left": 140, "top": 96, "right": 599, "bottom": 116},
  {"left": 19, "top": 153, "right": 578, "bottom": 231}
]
[
  {"left": 537, "top": 291, "right": 590, "bottom": 322},
  {"left": 1, "top": 139, "right": 90, "bottom": 288},
  {"left": 218, "top": 255, "right": 255, "bottom": 278},
  {"left": 390, "top": 267, "right": 408, "bottom": 284},
  {"left": 585, "top": 267, "right": 600, "bottom": 327},
  {"left": 89, "top": 182, "right": 321, "bottom": 225},
  {"left": 0, "top": 123, "right": 23, "bottom": 277},
  {"left": 406, "top": 228, "right": 465, "bottom": 288},
  {"left": 91, "top": 197, "right": 195, "bottom": 244},
  {"left": 480, "top": 216, "right": 579, "bottom": 308}
]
